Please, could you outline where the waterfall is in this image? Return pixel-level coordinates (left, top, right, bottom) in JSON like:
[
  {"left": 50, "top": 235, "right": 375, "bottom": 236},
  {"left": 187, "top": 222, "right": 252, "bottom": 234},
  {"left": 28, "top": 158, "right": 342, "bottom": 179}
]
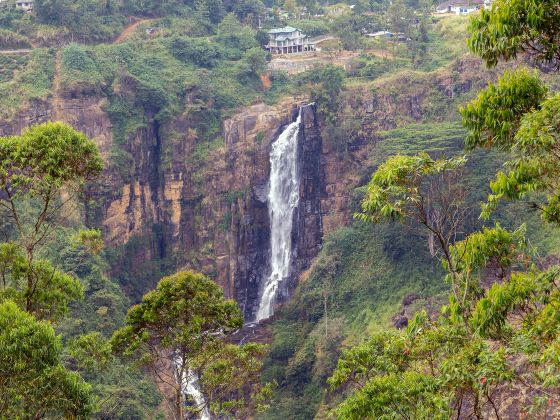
[
  {"left": 255, "top": 108, "right": 302, "bottom": 322},
  {"left": 184, "top": 369, "right": 210, "bottom": 420},
  {"left": 175, "top": 356, "right": 211, "bottom": 420}
]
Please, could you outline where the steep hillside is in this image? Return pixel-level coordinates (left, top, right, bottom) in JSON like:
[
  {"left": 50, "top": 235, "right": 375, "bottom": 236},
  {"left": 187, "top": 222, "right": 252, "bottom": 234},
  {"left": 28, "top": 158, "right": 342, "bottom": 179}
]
[{"left": 2, "top": 2, "right": 558, "bottom": 417}]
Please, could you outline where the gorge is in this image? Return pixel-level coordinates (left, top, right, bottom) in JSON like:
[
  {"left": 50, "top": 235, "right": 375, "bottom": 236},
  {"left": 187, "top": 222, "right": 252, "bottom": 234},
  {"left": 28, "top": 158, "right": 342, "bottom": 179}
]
[{"left": 0, "top": 55, "right": 500, "bottom": 322}]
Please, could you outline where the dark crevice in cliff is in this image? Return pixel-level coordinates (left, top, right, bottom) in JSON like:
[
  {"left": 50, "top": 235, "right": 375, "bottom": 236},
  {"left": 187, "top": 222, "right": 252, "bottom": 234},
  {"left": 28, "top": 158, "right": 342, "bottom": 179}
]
[{"left": 151, "top": 118, "right": 166, "bottom": 259}]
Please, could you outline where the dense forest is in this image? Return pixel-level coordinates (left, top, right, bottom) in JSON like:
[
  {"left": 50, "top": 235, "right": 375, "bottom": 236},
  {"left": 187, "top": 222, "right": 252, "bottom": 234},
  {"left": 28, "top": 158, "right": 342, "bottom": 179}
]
[{"left": 1, "top": 0, "right": 560, "bottom": 418}]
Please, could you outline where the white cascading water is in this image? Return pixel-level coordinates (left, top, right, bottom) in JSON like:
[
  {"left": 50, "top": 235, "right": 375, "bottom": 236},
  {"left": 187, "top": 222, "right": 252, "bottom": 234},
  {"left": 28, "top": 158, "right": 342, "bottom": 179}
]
[
  {"left": 176, "top": 357, "right": 211, "bottom": 420},
  {"left": 255, "top": 109, "right": 302, "bottom": 322},
  {"left": 184, "top": 369, "right": 210, "bottom": 420}
]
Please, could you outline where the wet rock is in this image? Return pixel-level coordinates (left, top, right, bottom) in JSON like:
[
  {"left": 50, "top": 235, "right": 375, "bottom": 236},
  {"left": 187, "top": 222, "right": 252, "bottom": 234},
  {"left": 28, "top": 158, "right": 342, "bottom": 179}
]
[
  {"left": 393, "top": 315, "right": 409, "bottom": 329},
  {"left": 403, "top": 293, "right": 420, "bottom": 306}
]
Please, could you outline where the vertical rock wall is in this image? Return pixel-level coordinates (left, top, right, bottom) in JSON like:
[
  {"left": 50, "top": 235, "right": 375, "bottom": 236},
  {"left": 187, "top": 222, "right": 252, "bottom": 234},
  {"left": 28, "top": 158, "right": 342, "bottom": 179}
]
[
  {"left": 218, "top": 101, "right": 324, "bottom": 318},
  {"left": 291, "top": 103, "right": 324, "bottom": 294}
]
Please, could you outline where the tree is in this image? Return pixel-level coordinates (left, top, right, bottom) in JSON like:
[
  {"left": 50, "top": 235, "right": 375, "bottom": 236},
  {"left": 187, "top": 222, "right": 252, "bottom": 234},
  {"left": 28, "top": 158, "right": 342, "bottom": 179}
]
[
  {"left": 216, "top": 13, "right": 259, "bottom": 59},
  {"left": 322, "top": 39, "right": 343, "bottom": 59},
  {"left": 386, "top": 0, "right": 413, "bottom": 35},
  {"left": 256, "top": 29, "right": 270, "bottom": 47},
  {"left": 0, "top": 122, "right": 103, "bottom": 320},
  {"left": 464, "top": 2, "right": 560, "bottom": 223},
  {"left": 111, "top": 271, "right": 266, "bottom": 419},
  {"left": 241, "top": 46, "right": 269, "bottom": 77},
  {"left": 468, "top": 0, "right": 560, "bottom": 68},
  {"left": 284, "top": 0, "right": 297, "bottom": 15},
  {"left": 196, "top": 0, "right": 226, "bottom": 24},
  {"left": 34, "top": 0, "right": 123, "bottom": 42},
  {"left": 169, "top": 36, "right": 223, "bottom": 68},
  {"left": 308, "top": 64, "right": 346, "bottom": 123},
  {"left": 460, "top": 69, "right": 560, "bottom": 225},
  {"left": 356, "top": 153, "right": 468, "bottom": 265},
  {"left": 338, "top": 175, "right": 533, "bottom": 417},
  {"left": 298, "top": 0, "right": 319, "bottom": 15},
  {"left": 0, "top": 300, "right": 92, "bottom": 418},
  {"left": 200, "top": 342, "right": 270, "bottom": 416},
  {"left": 232, "top": 0, "right": 265, "bottom": 28}
]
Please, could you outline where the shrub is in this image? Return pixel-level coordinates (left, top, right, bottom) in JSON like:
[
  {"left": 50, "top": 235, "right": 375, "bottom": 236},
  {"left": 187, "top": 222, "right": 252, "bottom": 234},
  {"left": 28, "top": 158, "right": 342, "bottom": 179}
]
[
  {"left": 0, "top": 29, "right": 31, "bottom": 49},
  {"left": 168, "top": 36, "right": 222, "bottom": 68}
]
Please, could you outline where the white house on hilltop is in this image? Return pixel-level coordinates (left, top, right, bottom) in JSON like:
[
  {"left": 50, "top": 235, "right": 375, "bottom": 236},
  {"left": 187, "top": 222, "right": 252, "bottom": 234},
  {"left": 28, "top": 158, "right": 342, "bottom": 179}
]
[
  {"left": 266, "top": 26, "right": 315, "bottom": 54},
  {"left": 15, "top": 0, "right": 33, "bottom": 10},
  {"left": 435, "top": 0, "right": 486, "bottom": 14}
]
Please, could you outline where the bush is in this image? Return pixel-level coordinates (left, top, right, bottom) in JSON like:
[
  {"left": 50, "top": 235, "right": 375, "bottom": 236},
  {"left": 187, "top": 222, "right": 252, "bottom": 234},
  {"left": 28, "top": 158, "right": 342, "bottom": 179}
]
[
  {"left": 0, "top": 54, "right": 28, "bottom": 83},
  {"left": 60, "top": 43, "right": 106, "bottom": 96},
  {"left": 62, "top": 43, "right": 98, "bottom": 74},
  {"left": 0, "top": 29, "right": 31, "bottom": 49},
  {"left": 168, "top": 36, "right": 222, "bottom": 68},
  {"left": 0, "top": 47, "right": 55, "bottom": 118}
]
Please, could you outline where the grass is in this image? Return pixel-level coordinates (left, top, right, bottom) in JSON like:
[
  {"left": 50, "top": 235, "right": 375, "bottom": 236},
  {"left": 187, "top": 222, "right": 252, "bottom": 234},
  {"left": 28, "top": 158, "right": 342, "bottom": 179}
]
[
  {"left": 0, "top": 28, "right": 31, "bottom": 49},
  {"left": 0, "top": 48, "right": 54, "bottom": 119},
  {"left": 0, "top": 54, "right": 29, "bottom": 83},
  {"left": 415, "top": 15, "right": 472, "bottom": 71}
]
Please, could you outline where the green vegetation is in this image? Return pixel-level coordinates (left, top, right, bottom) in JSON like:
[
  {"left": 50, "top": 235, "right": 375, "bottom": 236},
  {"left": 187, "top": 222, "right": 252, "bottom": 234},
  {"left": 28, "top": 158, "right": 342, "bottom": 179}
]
[
  {"left": 261, "top": 122, "right": 498, "bottom": 418},
  {"left": 0, "top": 0, "right": 271, "bottom": 45},
  {"left": 0, "top": 301, "right": 92, "bottom": 418},
  {"left": 1, "top": 0, "right": 558, "bottom": 418},
  {"left": 0, "top": 122, "right": 100, "bottom": 415},
  {"left": 468, "top": 0, "right": 560, "bottom": 67},
  {"left": 262, "top": 221, "right": 447, "bottom": 419},
  {"left": 308, "top": 64, "right": 346, "bottom": 122},
  {"left": 0, "top": 28, "right": 31, "bottom": 49},
  {"left": 0, "top": 122, "right": 267, "bottom": 417},
  {"left": 111, "top": 270, "right": 268, "bottom": 418},
  {"left": 324, "top": 0, "right": 560, "bottom": 417},
  {"left": 0, "top": 123, "right": 164, "bottom": 417},
  {"left": 57, "top": 12, "right": 267, "bottom": 141},
  {"left": 0, "top": 48, "right": 54, "bottom": 119},
  {"left": 0, "top": 53, "right": 29, "bottom": 82},
  {"left": 264, "top": 114, "right": 558, "bottom": 416}
]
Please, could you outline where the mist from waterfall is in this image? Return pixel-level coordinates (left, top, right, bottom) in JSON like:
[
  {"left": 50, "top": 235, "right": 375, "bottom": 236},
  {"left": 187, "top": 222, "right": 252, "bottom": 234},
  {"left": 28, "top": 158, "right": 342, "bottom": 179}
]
[{"left": 255, "top": 109, "right": 302, "bottom": 322}]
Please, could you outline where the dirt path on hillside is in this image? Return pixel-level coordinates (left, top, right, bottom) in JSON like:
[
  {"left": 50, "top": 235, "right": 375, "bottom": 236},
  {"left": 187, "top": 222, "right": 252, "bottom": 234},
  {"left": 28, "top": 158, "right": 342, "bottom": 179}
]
[
  {"left": 52, "top": 50, "right": 63, "bottom": 122},
  {"left": 113, "top": 18, "right": 155, "bottom": 44}
]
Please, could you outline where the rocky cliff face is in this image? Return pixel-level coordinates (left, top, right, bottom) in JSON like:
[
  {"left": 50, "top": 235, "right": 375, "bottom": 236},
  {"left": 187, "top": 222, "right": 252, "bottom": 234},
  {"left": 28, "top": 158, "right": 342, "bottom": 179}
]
[
  {"left": 0, "top": 91, "right": 325, "bottom": 317},
  {"left": 210, "top": 101, "right": 324, "bottom": 318},
  {"left": 0, "top": 56, "right": 499, "bottom": 318},
  {"left": 293, "top": 104, "right": 324, "bottom": 289}
]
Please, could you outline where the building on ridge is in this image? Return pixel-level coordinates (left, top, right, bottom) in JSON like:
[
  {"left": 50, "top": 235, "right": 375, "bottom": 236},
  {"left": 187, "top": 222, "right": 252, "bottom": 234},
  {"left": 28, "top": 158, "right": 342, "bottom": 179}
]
[
  {"left": 266, "top": 26, "right": 315, "bottom": 55},
  {"left": 15, "top": 0, "right": 33, "bottom": 10},
  {"left": 435, "top": 0, "right": 487, "bottom": 14}
]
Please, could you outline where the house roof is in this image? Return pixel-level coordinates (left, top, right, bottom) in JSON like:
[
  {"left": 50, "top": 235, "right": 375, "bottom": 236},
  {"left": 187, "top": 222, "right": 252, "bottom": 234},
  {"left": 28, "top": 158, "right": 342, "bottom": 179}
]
[
  {"left": 436, "top": 0, "right": 482, "bottom": 8},
  {"left": 268, "top": 26, "right": 299, "bottom": 34},
  {"left": 366, "top": 30, "right": 393, "bottom": 37}
]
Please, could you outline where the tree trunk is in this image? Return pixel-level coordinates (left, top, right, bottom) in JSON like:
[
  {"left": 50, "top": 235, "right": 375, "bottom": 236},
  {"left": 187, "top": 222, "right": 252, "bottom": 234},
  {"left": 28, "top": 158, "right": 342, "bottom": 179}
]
[{"left": 175, "top": 389, "right": 183, "bottom": 420}]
